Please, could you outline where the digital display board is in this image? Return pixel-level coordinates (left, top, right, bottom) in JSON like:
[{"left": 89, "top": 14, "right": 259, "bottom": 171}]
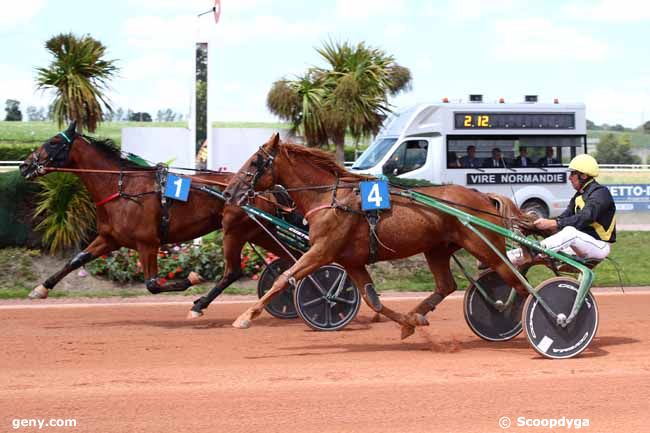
[{"left": 454, "top": 112, "right": 575, "bottom": 129}]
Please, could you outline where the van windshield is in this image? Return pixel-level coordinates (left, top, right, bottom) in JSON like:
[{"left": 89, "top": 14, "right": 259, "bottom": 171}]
[{"left": 352, "top": 138, "right": 398, "bottom": 169}]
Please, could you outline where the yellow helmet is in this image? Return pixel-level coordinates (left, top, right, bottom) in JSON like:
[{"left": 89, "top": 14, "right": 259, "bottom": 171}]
[{"left": 568, "top": 154, "right": 599, "bottom": 177}]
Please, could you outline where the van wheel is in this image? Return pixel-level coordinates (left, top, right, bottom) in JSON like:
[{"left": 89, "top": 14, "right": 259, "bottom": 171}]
[{"left": 521, "top": 200, "right": 549, "bottom": 219}]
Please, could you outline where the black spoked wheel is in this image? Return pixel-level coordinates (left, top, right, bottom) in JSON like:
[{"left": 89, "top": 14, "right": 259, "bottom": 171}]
[
  {"left": 294, "top": 264, "right": 360, "bottom": 331},
  {"left": 523, "top": 277, "right": 599, "bottom": 359},
  {"left": 256, "top": 258, "right": 297, "bottom": 319},
  {"left": 463, "top": 270, "right": 526, "bottom": 342}
]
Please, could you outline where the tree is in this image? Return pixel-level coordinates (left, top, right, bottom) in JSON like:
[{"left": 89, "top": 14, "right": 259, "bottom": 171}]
[
  {"left": 610, "top": 124, "right": 625, "bottom": 132},
  {"left": 35, "top": 33, "right": 119, "bottom": 133},
  {"left": 128, "top": 112, "right": 152, "bottom": 122},
  {"left": 267, "top": 74, "right": 328, "bottom": 147},
  {"left": 4, "top": 99, "right": 23, "bottom": 121},
  {"left": 593, "top": 133, "right": 642, "bottom": 164},
  {"left": 642, "top": 120, "right": 650, "bottom": 134},
  {"left": 27, "top": 105, "right": 47, "bottom": 121},
  {"left": 266, "top": 40, "right": 412, "bottom": 161}
]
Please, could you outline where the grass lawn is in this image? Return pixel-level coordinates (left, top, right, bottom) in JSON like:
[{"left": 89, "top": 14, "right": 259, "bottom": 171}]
[
  {"left": 0, "top": 120, "right": 290, "bottom": 147},
  {"left": 588, "top": 130, "right": 650, "bottom": 150},
  {"left": 1, "top": 232, "right": 648, "bottom": 299}
]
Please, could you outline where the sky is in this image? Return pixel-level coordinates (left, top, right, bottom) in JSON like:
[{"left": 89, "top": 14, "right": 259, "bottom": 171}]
[{"left": 1, "top": 0, "right": 649, "bottom": 127}]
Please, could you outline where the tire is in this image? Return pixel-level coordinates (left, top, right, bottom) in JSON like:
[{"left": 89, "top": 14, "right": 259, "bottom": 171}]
[
  {"left": 521, "top": 200, "right": 549, "bottom": 219},
  {"left": 523, "top": 277, "right": 599, "bottom": 359},
  {"left": 294, "top": 264, "right": 361, "bottom": 331},
  {"left": 256, "top": 258, "right": 297, "bottom": 319},
  {"left": 463, "top": 270, "right": 526, "bottom": 342}
]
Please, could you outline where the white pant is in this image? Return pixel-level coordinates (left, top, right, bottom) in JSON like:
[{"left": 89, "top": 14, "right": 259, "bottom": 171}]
[{"left": 507, "top": 226, "right": 611, "bottom": 266}]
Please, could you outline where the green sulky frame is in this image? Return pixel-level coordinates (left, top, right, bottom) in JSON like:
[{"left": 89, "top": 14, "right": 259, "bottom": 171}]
[{"left": 399, "top": 190, "right": 594, "bottom": 328}]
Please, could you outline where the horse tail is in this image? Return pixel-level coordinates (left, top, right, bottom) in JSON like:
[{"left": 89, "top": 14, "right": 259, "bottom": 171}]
[{"left": 485, "top": 192, "right": 547, "bottom": 237}]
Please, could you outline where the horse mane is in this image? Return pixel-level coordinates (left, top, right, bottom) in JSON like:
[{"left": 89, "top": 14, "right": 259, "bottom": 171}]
[
  {"left": 279, "top": 141, "right": 373, "bottom": 181},
  {"left": 81, "top": 135, "right": 148, "bottom": 169}
]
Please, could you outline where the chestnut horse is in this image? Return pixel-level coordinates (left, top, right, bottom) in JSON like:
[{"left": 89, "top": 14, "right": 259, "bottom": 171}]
[
  {"left": 224, "top": 134, "right": 538, "bottom": 338},
  {"left": 19, "top": 122, "right": 291, "bottom": 318}
]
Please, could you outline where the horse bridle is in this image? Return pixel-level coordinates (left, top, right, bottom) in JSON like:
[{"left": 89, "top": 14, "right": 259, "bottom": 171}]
[
  {"left": 236, "top": 145, "right": 277, "bottom": 200},
  {"left": 28, "top": 131, "right": 75, "bottom": 175}
]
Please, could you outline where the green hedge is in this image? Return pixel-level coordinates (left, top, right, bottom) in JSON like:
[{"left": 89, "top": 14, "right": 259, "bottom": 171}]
[
  {"left": 0, "top": 144, "right": 38, "bottom": 161},
  {"left": 0, "top": 171, "right": 41, "bottom": 247}
]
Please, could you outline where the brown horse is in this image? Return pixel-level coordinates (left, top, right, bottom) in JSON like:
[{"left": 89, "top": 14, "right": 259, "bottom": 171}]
[
  {"left": 223, "top": 134, "right": 539, "bottom": 338},
  {"left": 19, "top": 122, "right": 292, "bottom": 318}
]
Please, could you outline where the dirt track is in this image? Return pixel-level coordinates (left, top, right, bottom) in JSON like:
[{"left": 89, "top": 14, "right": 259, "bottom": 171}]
[{"left": 1, "top": 293, "right": 649, "bottom": 433}]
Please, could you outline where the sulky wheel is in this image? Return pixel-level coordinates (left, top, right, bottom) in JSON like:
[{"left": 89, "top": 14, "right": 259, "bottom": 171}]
[
  {"left": 257, "top": 258, "right": 297, "bottom": 319},
  {"left": 523, "top": 277, "right": 599, "bottom": 359},
  {"left": 294, "top": 264, "right": 360, "bottom": 331},
  {"left": 463, "top": 270, "right": 526, "bottom": 342}
]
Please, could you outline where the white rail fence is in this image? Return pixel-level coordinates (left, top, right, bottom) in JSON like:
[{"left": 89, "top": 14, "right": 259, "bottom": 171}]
[{"left": 0, "top": 161, "right": 23, "bottom": 171}]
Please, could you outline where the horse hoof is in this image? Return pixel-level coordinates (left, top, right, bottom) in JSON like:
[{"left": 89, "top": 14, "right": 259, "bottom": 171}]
[
  {"left": 232, "top": 318, "right": 251, "bottom": 329},
  {"left": 414, "top": 313, "right": 429, "bottom": 327},
  {"left": 370, "top": 313, "right": 383, "bottom": 323},
  {"left": 187, "top": 272, "right": 204, "bottom": 286},
  {"left": 28, "top": 285, "right": 49, "bottom": 300},
  {"left": 401, "top": 325, "right": 415, "bottom": 340},
  {"left": 187, "top": 310, "right": 203, "bottom": 319},
  {"left": 406, "top": 313, "right": 429, "bottom": 328}
]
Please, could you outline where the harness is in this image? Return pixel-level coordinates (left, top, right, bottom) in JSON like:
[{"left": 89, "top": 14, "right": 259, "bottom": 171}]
[
  {"left": 240, "top": 145, "right": 528, "bottom": 264},
  {"left": 34, "top": 131, "right": 178, "bottom": 243}
]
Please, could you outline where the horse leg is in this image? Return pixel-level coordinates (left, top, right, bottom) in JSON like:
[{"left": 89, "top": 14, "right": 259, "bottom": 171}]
[
  {"left": 461, "top": 237, "right": 528, "bottom": 297},
  {"left": 344, "top": 266, "right": 429, "bottom": 338},
  {"left": 232, "top": 246, "right": 331, "bottom": 329},
  {"left": 28, "top": 235, "right": 117, "bottom": 299},
  {"left": 138, "top": 244, "right": 203, "bottom": 295},
  {"left": 187, "top": 234, "right": 245, "bottom": 319},
  {"left": 401, "top": 250, "right": 457, "bottom": 340}
]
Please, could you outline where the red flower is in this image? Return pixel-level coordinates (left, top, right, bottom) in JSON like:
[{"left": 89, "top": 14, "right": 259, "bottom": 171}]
[
  {"left": 158, "top": 277, "right": 167, "bottom": 285},
  {"left": 167, "top": 271, "right": 175, "bottom": 279},
  {"left": 176, "top": 267, "right": 182, "bottom": 273},
  {"left": 252, "top": 274, "right": 259, "bottom": 280}
]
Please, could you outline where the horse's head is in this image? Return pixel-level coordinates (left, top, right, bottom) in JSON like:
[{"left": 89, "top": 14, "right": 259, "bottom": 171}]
[
  {"left": 20, "top": 121, "right": 77, "bottom": 180},
  {"left": 223, "top": 132, "right": 281, "bottom": 205}
]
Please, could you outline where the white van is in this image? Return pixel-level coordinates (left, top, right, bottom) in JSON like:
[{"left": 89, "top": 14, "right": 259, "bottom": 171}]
[{"left": 350, "top": 96, "right": 587, "bottom": 217}]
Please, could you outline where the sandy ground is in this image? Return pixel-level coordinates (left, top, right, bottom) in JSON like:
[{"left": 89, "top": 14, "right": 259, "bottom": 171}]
[{"left": 1, "top": 292, "right": 649, "bottom": 433}]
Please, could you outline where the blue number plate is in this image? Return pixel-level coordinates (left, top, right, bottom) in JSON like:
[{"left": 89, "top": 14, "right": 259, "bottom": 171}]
[
  {"left": 360, "top": 180, "right": 391, "bottom": 211},
  {"left": 164, "top": 174, "right": 191, "bottom": 201}
]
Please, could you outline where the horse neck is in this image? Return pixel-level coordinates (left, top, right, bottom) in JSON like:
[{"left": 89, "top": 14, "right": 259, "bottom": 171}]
[
  {"left": 275, "top": 156, "right": 338, "bottom": 215},
  {"left": 66, "top": 139, "right": 132, "bottom": 200}
]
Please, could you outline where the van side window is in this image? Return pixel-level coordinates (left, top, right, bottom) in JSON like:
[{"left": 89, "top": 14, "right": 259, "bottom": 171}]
[{"left": 382, "top": 140, "right": 428, "bottom": 176}]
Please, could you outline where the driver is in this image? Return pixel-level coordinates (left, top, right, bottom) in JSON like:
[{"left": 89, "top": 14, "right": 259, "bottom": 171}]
[{"left": 508, "top": 154, "right": 616, "bottom": 266}]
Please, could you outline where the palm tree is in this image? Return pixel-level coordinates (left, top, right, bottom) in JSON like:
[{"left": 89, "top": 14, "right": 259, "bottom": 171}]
[
  {"left": 266, "top": 40, "right": 412, "bottom": 161},
  {"left": 317, "top": 40, "right": 412, "bottom": 161},
  {"left": 36, "top": 33, "right": 119, "bottom": 133},
  {"left": 267, "top": 72, "right": 329, "bottom": 147}
]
